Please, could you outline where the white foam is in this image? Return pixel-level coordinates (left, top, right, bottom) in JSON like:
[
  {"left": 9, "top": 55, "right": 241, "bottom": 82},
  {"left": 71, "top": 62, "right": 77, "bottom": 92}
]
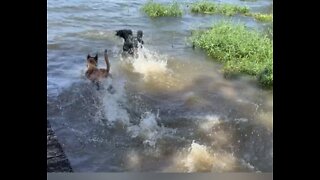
[
  {"left": 125, "top": 150, "right": 141, "bottom": 170},
  {"left": 121, "top": 48, "right": 169, "bottom": 81},
  {"left": 168, "top": 141, "right": 239, "bottom": 172},
  {"left": 234, "top": 118, "right": 248, "bottom": 123},
  {"left": 184, "top": 141, "right": 215, "bottom": 172},
  {"left": 196, "top": 114, "right": 222, "bottom": 132},
  {"left": 99, "top": 74, "right": 175, "bottom": 147},
  {"left": 127, "top": 111, "right": 176, "bottom": 147},
  {"left": 101, "top": 78, "right": 130, "bottom": 126}
]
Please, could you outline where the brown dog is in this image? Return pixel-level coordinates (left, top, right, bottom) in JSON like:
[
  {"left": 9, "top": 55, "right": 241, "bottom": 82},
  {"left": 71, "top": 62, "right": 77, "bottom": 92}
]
[{"left": 86, "top": 49, "right": 110, "bottom": 89}]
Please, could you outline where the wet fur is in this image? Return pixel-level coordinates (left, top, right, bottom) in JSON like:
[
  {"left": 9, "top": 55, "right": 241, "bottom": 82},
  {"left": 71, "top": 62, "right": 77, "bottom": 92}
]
[
  {"left": 86, "top": 49, "right": 110, "bottom": 89},
  {"left": 116, "top": 29, "right": 144, "bottom": 57}
]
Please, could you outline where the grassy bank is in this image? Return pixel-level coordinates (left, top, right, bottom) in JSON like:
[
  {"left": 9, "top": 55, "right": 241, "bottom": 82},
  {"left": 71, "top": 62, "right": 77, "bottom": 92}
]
[
  {"left": 190, "top": 0, "right": 249, "bottom": 16},
  {"left": 141, "top": 0, "right": 182, "bottom": 18},
  {"left": 191, "top": 22, "right": 273, "bottom": 88}
]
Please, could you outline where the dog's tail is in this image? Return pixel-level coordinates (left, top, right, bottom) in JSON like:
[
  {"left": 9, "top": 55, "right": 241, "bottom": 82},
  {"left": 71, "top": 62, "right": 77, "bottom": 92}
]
[{"left": 104, "top": 49, "right": 110, "bottom": 73}]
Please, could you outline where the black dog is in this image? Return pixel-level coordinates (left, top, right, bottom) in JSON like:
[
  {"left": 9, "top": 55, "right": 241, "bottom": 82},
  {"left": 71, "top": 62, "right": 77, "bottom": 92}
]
[{"left": 115, "top": 29, "right": 144, "bottom": 57}]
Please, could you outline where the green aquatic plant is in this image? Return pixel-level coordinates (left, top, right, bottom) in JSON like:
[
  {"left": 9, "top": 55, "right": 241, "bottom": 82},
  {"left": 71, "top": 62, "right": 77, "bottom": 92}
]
[
  {"left": 246, "top": 12, "right": 273, "bottom": 22},
  {"left": 190, "top": 0, "right": 249, "bottom": 16},
  {"left": 191, "top": 21, "right": 273, "bottom": 88},
  {"left": 142, "top": 0, "right": 183, "bottom": 18}
]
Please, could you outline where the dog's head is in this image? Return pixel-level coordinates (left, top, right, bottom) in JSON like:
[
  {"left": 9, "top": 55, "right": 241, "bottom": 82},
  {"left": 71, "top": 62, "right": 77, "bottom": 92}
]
[
  {"left": 115, "top": 29, "right": 133, "bottom": 41},
  {"left": 87, "top": 54, "right": 98, "bottom": 68},
  {"left": 116, "top": 29, "right": 144, "bottom": 56}
]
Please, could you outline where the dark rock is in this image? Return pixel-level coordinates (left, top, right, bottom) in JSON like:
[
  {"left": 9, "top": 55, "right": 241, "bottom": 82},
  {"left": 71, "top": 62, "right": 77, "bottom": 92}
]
[{"left": 47, "top": 120, "right": 73, "bottom": 172}]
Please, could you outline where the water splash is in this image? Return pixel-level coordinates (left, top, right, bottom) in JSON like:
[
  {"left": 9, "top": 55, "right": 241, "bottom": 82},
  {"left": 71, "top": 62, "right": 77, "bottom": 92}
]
[
  {"left": 167, "top": 141, "right": 240, "bottom": 172},
  {"left": 184, "top": 141, "right": 215, "bottom": 172},
  {"left": 125, "top": 150, "right": 141, "bottom": 171},
  {"left": 197, "top": 114, "right": 222, "bottom": 133},
  {"left": 121, "top": 48, "right": 169, "bottom": 81},
  {"left": 101, "top": 77, "right": 130, "bottom": 126},
  {"left": 127, "top": 111, "right": 176, "bottom": 147},
  {"left": 100, "top": 77, "right": 176, "bottom": 147}
]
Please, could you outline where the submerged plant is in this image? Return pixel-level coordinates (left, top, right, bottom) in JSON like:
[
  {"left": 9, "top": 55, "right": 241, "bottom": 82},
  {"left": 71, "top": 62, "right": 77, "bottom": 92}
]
[
  {"left": 246, "top": 12, "right": 273, "bottom": 22},
  {"left": 142, "top": 0, "right": 183, "bottom": 18},
  {"left": 190, "top": 0, "right": 249, "bottom": 16}
]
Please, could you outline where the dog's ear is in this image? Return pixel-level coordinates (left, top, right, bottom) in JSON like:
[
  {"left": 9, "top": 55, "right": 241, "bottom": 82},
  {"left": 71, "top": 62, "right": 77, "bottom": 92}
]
[
  {"left": 94, "top": 54, "right": 98, "bottom": 61},
  {"left": 87, "top": 54, "right": 90, "bottom": 59}
]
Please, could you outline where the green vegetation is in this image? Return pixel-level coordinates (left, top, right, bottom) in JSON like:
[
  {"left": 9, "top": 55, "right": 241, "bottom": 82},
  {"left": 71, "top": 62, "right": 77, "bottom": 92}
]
[
  {"left": 190, "top": 0, "right": 249, "bottom": 16},
  {"left": 247, "top": 13, "right": 273, "bottom": 22},
  {"left": 141, "top": 0, "right": 183, "bottom": 18},
  {"left": 191, "top": 21, "right": 273, "bottom": 88}
]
